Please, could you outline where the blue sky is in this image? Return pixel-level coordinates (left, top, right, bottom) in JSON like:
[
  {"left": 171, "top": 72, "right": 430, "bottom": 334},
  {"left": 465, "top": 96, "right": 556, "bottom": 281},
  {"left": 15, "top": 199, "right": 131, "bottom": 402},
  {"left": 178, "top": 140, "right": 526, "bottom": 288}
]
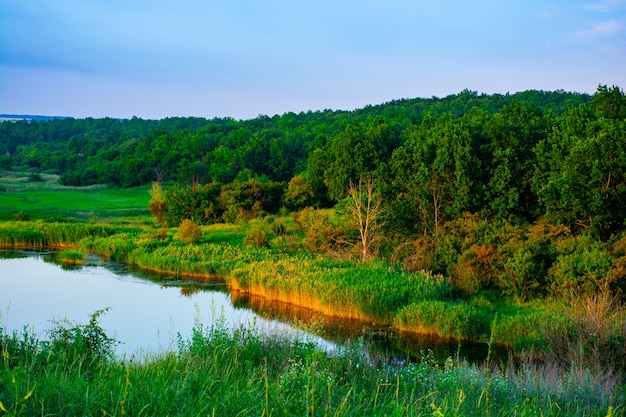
[{"left": 1, "top": 1, "right": 625, "bottom": 120}]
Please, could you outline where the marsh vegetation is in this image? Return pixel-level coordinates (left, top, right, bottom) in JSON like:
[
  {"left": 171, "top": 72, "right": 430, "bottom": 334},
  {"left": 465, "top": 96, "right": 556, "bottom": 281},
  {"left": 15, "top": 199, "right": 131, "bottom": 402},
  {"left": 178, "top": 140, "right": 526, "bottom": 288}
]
[{"left": 1, "top": 87, "right": 625, "bottom": 414}]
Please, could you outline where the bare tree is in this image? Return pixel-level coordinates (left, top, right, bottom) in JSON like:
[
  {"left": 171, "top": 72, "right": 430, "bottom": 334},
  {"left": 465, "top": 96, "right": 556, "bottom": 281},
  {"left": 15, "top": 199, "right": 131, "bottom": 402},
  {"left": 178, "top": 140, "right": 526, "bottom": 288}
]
[{"left": 347, "top": 176, "right": 386, "bottom": 261}]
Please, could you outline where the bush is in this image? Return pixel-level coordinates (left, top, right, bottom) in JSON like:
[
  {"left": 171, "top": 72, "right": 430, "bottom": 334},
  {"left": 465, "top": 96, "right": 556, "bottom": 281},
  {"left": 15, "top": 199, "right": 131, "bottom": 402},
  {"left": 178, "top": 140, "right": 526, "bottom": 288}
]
[
  {"left": 243, "top": 228, "right": 269, "bottom": 248},
  {"left": 177, "top": 219, "right": 203, "bottom": 244},
  {"left": 46, "top": 308, "right": 118, "bottom": 370},
  {"left": 543, "top": 288, "right": 626, "bottom": 373},
  {"left": 548, "top": 236, "right": 613, "bottom": 297},
  {"left": 293, "top": 208, "right": 347, "bottom": 255},
  {"left": 28, "top": 173, "right": 44, "bottom": 182},
  {"left": 13, "top": 211, "right": 29, "bottom": 221}
]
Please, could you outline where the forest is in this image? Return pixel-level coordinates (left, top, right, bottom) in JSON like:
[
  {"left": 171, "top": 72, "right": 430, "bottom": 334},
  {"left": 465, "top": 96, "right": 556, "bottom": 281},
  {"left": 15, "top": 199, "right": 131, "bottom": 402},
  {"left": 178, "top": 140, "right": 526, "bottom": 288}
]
[{"left": 2, "top": 85, "right": 626, "bottom": 304}]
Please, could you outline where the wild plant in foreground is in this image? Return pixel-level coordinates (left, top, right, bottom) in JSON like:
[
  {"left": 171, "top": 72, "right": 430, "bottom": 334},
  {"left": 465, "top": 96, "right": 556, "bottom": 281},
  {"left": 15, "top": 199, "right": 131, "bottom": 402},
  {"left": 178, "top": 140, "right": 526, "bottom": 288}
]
[{"left": 1, "top": 312, "right": 623, "bottom": 416}]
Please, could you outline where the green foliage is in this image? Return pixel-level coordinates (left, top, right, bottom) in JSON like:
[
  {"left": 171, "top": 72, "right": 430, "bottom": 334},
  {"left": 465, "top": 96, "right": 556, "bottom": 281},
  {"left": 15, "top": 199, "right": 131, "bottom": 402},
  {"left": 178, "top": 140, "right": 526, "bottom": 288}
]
[
  {"left": 293, "top": 208, "right": 347, "bottom": 255},
  {"left": 81, "top": 232, "right": 139, "bottom": 261},
  {"left": 243, "top": 228, "right": 270, "bottom": 248},
  {"left": 176, "top": 219, "right": 203, "bottom": 244},
  {"left": 283, "top": 175, "right": 315, "bottom": 210},
  {"left": 46, "top": 308, "right": 118, "bottom": 370},
  {"left": 548, "top": 235, "right": 614, "bottom": 297},
  {"left": 1, "top": 316, "right": 620, "bottom": 416},
  {"left": 394, "top": 300, "right": 490, "bottom": 340},
  {"left": 219, "top": 178, "right": 285, "bottom": 222},
  {"left": 27, "top": 172, "right": 43, "bottom": 183},
  {"left": 533, "top": 106, "right": 626, "bottom": 237},
  {"left": 57, "top": 249, "right": 85, "bottom": 265},
  {"left": 164, "top": 182, "right": 223, "bottom": 225}
]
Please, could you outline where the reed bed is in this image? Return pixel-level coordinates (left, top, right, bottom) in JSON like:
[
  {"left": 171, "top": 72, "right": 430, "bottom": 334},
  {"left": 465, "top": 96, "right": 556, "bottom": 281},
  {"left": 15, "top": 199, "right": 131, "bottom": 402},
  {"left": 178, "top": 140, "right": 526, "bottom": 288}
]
[
  {"left": 394, "top": 300, "right": 490, "bottom": 340},
  {"left": 0, "top": 221, "right": 113, "bottom": 247},
  {"left": 1, "top": 315, "right": 622, "bottom": 416},
  {"left": 57, "top": 249, "right": 85, "bottom": 265},
  {"left": 0, "top": 221, "right": 562, "bottom": 345},
  {"left": 232, "top": 258, "right": 458, "bottom": 322}
]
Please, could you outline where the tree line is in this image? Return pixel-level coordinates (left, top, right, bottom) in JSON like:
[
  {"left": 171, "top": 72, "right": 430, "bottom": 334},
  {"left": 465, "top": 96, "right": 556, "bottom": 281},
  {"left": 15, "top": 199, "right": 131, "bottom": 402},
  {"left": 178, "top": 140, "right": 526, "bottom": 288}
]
[{"left": 2, "top": 86, "right": 626, "bottom": 300}]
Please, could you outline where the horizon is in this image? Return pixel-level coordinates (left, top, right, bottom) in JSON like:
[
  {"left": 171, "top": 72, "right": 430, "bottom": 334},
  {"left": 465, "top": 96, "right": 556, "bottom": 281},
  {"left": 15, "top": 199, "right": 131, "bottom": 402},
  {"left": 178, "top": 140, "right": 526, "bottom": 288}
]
[{"left": 0, "top": 87, "right": 600, "bottom": 122}]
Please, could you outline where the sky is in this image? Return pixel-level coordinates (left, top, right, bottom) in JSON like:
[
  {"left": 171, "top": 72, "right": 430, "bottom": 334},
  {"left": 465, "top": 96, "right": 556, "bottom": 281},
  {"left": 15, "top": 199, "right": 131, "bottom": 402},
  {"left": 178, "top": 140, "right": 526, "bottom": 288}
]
[{"left": 1, "top": 1, "right": 625, "bottom": 120}]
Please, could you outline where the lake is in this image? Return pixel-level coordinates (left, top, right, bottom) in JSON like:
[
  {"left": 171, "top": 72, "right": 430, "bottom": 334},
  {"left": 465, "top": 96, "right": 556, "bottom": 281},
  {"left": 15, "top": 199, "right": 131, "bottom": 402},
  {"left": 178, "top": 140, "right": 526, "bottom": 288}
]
[{"left": 0, "top": 249, "right": 500, "bottom": 362}]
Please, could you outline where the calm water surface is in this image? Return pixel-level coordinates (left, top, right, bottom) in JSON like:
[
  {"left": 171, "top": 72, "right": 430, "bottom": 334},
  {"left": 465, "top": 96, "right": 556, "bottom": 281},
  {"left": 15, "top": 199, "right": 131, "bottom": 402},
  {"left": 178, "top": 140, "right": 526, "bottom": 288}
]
[
  {"left": 0, "top": 250, "right": 329, "bottom": 356},
  {"left": 1, "top": 249, "right": 502, "bottom": 363}
]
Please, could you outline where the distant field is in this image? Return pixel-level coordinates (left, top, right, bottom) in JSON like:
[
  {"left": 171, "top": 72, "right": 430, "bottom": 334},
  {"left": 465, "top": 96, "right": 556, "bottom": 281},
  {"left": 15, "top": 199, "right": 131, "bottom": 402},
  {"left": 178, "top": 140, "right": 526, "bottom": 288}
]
[{"left": 0, "top": 171, "right": 150, "bottom": 221}]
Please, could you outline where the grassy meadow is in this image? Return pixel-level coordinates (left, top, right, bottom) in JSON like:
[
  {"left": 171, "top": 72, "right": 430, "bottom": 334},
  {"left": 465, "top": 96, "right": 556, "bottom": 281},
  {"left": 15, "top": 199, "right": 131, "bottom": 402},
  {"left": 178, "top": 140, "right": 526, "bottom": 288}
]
[
  {"left": 0, "top": 171, "right": 150, "bottom": 221},
  {"left": 1, "top": 172, "right": 625, "bottom": 415}
]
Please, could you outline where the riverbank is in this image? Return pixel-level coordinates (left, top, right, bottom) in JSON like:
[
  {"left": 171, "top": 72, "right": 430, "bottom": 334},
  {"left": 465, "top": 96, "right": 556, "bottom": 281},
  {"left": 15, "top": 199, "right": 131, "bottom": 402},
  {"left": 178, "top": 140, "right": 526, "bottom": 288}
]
[
  {"left": 1, "top": 219, "right": 625, "bottom": 414},
  {"left": 1, "top": 309, "right": 622, "bottom": 416},
  {"left": 0, "top": 220, "right": 554, "bottom": 351}
]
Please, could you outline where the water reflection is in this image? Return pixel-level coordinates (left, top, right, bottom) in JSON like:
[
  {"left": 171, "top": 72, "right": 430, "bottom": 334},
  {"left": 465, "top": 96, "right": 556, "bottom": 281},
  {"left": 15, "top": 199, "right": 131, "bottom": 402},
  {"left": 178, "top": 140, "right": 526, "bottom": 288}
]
[
  {"left": 0, "top": 249, "right": 326, "bottom": 356},
  {"left": 232, "top": 292, "right": 508, "bottom": 364},
  {"left": 1, "top": 249, "right": 508, "bottom": 364}
]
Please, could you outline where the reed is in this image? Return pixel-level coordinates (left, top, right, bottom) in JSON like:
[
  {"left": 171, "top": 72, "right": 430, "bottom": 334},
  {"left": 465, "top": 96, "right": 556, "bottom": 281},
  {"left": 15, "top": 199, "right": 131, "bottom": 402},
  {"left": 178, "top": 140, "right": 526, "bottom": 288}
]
[
  {"left": 394, "top": 300, "right": 491, "bottom": 340},
  {"left": 230, "top": 257, "right": 458, "bottom": 322},
  {"left": 0, "top": 221, "right": 114, "bottom": 247},
  {"left": 1, "top": 316, "right": 622, "bottom": 416},
  {"left": 57, "top": 249, "right": 85, "bottom": 265},
  {"left": 0, "top": 219, "right": 621, "bottom": 353}
]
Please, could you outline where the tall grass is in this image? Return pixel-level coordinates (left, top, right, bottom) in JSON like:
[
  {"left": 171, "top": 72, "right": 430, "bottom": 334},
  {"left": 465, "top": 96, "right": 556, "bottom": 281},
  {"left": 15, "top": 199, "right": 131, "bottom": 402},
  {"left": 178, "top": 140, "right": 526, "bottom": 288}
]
[
  {"left": 0, "top": 221, "right": 114, "bottom": 247},
  {"left": 394, "top": 300, "right": 490, "bottom": 340},
  {"left": 1, "top": 314, "right": 622, "bottom": 416},
  {"left": 231, "top": 258, "right": 458, "bottom": 321}
]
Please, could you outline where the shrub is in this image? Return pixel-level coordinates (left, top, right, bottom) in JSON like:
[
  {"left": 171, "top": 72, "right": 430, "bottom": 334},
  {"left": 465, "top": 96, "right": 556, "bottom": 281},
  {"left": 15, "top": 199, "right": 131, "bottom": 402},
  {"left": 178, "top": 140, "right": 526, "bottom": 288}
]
[
  {"left": 13, "top": 211, "right": 29, "bottom": 221},
  {"left": 46, "top": 308, "right": 118, "bottom": 370},
  {"left": 543, "top": 287, "right": 626, "bottom": 373},
  {"left": 177, "top": 219, "right": 203, "bottom": 244},
  {"left": 548, "top": 238, "right": 613, "bottom": 298},
  {"left": 283, "top": 175, "right": 315, "bottom": 210},
  {"left": 28, "top": 172, "right": 44, "bottom": 182},
  {"left": 293, "top": 208, "right": 347, "bottom": 255},
  {"left": 243, "top": 228, "right": 269, "bottom": 248},
  {"left": 148, "top": 199, "right": 168, "bottom": 226}
]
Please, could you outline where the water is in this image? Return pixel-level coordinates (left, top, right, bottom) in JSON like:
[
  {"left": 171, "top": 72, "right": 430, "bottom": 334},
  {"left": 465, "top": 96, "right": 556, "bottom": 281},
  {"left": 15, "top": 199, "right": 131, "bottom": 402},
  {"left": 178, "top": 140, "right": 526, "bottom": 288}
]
[
  {"left": 0, "top": 249, "right": 330, "bottom": 356},
  {"left": 0, "top": 249, "right": 503, "bottom": 362}
]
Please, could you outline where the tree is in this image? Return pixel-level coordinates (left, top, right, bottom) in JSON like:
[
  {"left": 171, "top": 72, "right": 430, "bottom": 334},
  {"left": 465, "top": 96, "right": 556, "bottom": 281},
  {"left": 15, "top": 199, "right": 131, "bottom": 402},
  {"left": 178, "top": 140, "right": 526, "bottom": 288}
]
[
  {"left": 347, "top": 176, "right": 386, "bottom": 261},
  {"left": 283, "top": 175, "right": 315, "bottom": 210},
  {"left": 533, "top": 106, "right": 626, "bottom": 236},
  {"left": 591, "top": 84, "right": 626, "bottom": 120}
]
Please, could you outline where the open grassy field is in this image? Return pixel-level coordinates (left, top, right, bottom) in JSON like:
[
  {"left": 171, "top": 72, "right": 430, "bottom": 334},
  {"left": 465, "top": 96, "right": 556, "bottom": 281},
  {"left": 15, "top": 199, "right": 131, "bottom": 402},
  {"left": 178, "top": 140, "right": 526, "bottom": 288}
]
[{"left": 0, "top": 171, "right": 150, "bottom": 221}]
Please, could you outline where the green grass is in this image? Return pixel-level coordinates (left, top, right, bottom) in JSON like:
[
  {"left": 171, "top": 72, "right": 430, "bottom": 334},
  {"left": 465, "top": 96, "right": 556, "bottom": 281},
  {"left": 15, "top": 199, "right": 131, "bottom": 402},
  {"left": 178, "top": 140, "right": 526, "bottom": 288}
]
[
  {"left": 1, "top": 313, "right": 623, "bottom": 416},
  {"left": 0, "top": 218, "right": 603, "bottom": 349},
  {"left": 0, "top": 171, "right": 150, "bottom": 221},
  {"left": 0, "top": 180, "right": 623, "bottom": 363},
  {"left": 56, "top": 249, "right": 86, "bottom": 265}
]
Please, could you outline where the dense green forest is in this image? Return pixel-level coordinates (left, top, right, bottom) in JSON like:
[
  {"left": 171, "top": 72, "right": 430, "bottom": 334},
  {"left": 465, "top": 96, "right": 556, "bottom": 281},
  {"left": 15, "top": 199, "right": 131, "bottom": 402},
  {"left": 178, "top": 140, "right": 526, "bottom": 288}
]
[{"left": 2, "top": 86, "right": 626, "bottom": 302}]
